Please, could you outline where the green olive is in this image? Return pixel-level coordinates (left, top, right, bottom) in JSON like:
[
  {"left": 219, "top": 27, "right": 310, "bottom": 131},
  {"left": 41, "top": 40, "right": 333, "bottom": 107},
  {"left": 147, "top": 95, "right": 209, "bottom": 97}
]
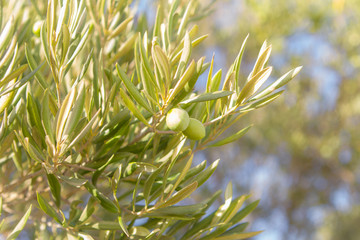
[
  {"left": 166, "top": 108, "right": 190, "bottom": 131},
  {"left": 182, "top": 118, "right": 205, "bottom": 140}
]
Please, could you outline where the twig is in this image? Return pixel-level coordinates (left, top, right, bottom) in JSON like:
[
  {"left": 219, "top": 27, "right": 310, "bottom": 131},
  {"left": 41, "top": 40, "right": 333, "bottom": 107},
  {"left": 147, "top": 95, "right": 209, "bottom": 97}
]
[
  {"left": 62, "top": 163, "right": 97, "bottom": 172},
  {"left": 0, "top": 170, "right": 43, "bottom": 193}
]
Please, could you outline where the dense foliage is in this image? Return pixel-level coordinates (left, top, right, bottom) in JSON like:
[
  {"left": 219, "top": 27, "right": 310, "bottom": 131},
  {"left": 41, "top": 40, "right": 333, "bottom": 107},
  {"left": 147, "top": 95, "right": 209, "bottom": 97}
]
[{"left": 0, "top": 0, "right": 300, "bottom": 239}]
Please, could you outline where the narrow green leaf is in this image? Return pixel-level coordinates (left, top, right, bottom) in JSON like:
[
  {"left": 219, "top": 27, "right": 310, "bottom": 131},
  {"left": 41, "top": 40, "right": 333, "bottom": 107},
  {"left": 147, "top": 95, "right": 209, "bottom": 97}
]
[
  {"left": 37, "top": 192, "right": 63, "bottom": 224},
  {"left": 101, "top": 84, "right": 118, "bottom": 125},
  {"left": 0, "top": 84, "right": 14, "bottom": 115},
  {"left": 177, "top": 1, "right": 193, "bottom": 36},
  {"left": 40, "top": 22, "right": 51, "bottom": 67},
  {"left": 131, "top": 171, "right": 144, "bottom": 211},
  {"left": 3, "top": 39, "right": 17, "bottom": 77},
  {"left": 24, "top": 138, "right": 44, "bottom": 163},
  {"left": 118, "top": 215, "right": 129, "bottom": 237},
  {"left": 209, "top": 125, "right": 252, "bottom": 147},
  {"left": 183, "top": 57, "right": 205, "bottom": 95},
  {"left": 171, "top": 25, "right": 198, "bottom": 60},
  {"left": 167, "top": 60, "right": 196, "bottom": 104},
  {"left": 143, "top": 203, "right": 206, "bottom": 220},
  {"left": 220, "top": 222, "right": 249, "bottom": 235},
  {"left": 138, "top": 34, "right": 157, "bottom": 84},
  {"left": 183, "top": 159, "right": 219, "bottom": 188},
  {"left": 46, "top": 0, "right": 55, "bottom": 45},
  {"left": 26, "top": 92, "right": 45, "bottom": 137},
  {"left": 108, "top": 34, "right": 138, "bottom": 64},
  {"left": 109, "top": 16, "right": 133, "bottom": 39},
  {"left": 158, "top": 181, "right": 198, "bottom": 208},
  {"left": 198, "top": 223, "right": 232, "bottom": 240},
  {"left": 179, "top": 160, "right": 207, "bottom": 186},
  {"left": 78, "top": 197, "right": 96, "bottom": 223},
  {"left": 0, "top": 16, "right": 14, "bottom": 53},
  {"left": 135, "top": 40, "right": 157, "bottom": 104},
  {"left": 3, "top": 45, "right": 18, "bottom": 83},
  {"left": 25, "top": 43, "right": 48, "bottom": 90},
  {"left": 140, "top": 62, "right": 156, "bottom": 95},
  {"left": 251, "top": 66, "right": 302, "bottom": 101},
  {"left": 93, "top": 112, "right": 130, "bottom": 144},
  {"left": 211, "top": 182, "right": 233, "bottom": 225},
  {"left": 55, "top": 0, "right": 68, "bottom": 37},
  {"left": 41, "top": 90, "right": 55, "bottom": 143},
  {"left": 144, "top": 162, "right": 166, "bottom": 207},
  {"left": 78, "top": 233, "right": 95, "bottom": 240},
  {"left": 68, "top": 0, "right": 86, "bottom": 35},
  {"left": 237, "top": 67, "right": 272, "bottom": 105},
  {"left": 0, "top": 64, "right": 27, "bottom": 89},
  {"left": 59, "top": 175, "right": 88, "bottom": 187},
  {"left": 80, "top": 221, "right": 130, "bottom": 231},
  {"left": 91, "top": 53, "right": 100, "bottom": 110},
  {"left": 65, "top": 109, "right": 100, "bottom": 151},
  {"left": 206, "top": 55, "right": 215, "bottom": 93},
  {"left": 0, "top": 109, "right": 8, "bottom": 141},
  {"left": 46, "top": 174, "right": 61, "bottom": 207},
  {"left": 166, "top": 0, "right": 179, "bottom": 49},
  {"left": 119, "top": 88, "right": 151, "bottom": 127},
  {"left": 65, "top": 25, "right": 92, "bottom": 68},
  {"left": 210, "top": 69, "right": 222, "bottom": 93},
  {"left": 56, "top": 86, "right": 76, "bottom": 142},
  {"left": 92, "top": 154, "right": 115, "bottom": 185},
  {"left": 231, "top": 200, "right": 260, "bottom": 223},
  {"left": 233, "top": 34, "right": 249, "bottom": 92},
  {"left": 0, "top": 37, "right": 16, "bottom": 68},
  {"left": 242, "top": 91, "right": 284, "bottom": 111},
  {"left": 222, "top": 195, "right": 248, "bottom": 224},
  {"left": 130, "top": 226, "right": 151, "bottom": 237},
  {"left": 170, "top": 155, "right": 193, "bottom": 196},
  {"left": 85, "top": 182, "right": 118, "bottom": 213},
  {"left": 146, "top": 203, "right": 206, "bottom": 216},
  {"left": 174, "top": 31, "right": 192, "bottom": 80},
  {"left": 61, "top": 24, "right": 70, "bottom": 64},
  {"left": 181, "top": 212, "right": 215, "bottom": 239},
  {"left": 214, "top": 231, "right": 263, "bottom": 240},
  {"left": 75, "top": 49, "right": 93, "bottom": 83},
  {"left": 181, "top": 91, "right": 234, "bottom": 104},
  {"left": 153, "top": 5, "right": 162, "bottom": 38},
  {"left": 116, "top": 64, "right": 154, "bottom": 114},
  {"left": 162, "top": 138, "right": 186, "bottom": 195},
  {"left": 63, "top": 82, "right": 86, "bottom": 140},
  {"left": 152, "top": 44, "right": 171, "bottom": 86},
  {"left": 7, "top": 205, "right": 32, "bottom": 240},
  {"left": 171, "top": 35, "right": 208, "bottom": 64},
  {"left": 112, "top": 165, "right": 123, "bottom": 195},
  {"left": 248, "top": 41, "right": 272, "bottom": 79},
  {"left": 141, "top": 213, "right": 193, "bottom": 221}
]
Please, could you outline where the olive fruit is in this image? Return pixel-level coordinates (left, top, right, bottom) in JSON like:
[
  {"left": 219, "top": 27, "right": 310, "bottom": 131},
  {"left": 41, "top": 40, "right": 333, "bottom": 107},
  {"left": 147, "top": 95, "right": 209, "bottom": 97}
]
[
  {"left": 166, "top": 108, "right": 190, "bottom": 131},
  {"left": 183, "top": 118, "right": 205, "bottom": 140}
]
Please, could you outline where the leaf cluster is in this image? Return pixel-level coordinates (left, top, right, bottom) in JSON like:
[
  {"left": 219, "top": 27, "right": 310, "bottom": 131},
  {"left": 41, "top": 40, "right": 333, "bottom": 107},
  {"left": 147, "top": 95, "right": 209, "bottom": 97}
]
[{"left": 0, "top": 0, "right": 300, "bottom": 239}]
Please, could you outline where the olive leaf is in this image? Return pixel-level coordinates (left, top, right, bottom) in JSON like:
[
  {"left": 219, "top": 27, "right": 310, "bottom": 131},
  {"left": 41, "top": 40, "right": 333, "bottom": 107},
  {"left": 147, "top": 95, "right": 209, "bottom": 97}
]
[{"left": 6, "top": 205, "right": 32, "bottom": 240}]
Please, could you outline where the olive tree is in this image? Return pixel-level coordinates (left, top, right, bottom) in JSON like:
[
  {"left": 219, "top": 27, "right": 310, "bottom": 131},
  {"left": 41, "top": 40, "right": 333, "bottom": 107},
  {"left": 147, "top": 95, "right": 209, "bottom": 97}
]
[{"left": 0, "top": 0, "right": 300, "bottom": 239}]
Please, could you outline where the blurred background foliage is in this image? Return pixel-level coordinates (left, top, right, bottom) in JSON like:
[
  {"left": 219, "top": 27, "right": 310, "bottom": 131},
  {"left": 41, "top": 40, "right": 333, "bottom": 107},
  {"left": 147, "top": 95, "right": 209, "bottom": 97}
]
[{"left": 185, "top": 0, "right": 360, "bottom": 239}]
